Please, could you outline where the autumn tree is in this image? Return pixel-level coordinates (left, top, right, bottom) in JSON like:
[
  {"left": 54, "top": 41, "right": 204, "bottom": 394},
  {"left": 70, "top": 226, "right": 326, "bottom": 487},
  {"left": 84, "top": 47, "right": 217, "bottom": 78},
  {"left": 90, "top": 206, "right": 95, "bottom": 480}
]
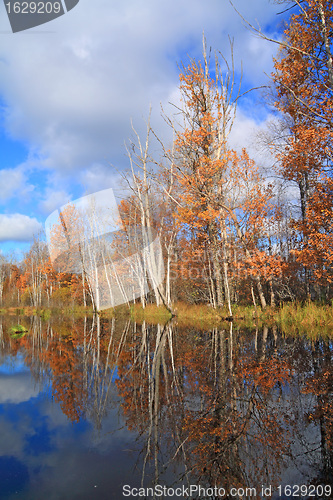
[
  {"left": 161, "top": 41, "right": 273, "bottom": 311},
  {"left": 0, "top": 254, "right": 8, "bottom": 306},
  {"left": 47, "top": 199, "right": 118, "bottom": 311},
  {"left": 21, "top": 236, "right": 49, "bottom": 307},
  {"left": 123, "top": 114, "right": 174, "bottom": 312},
  {"left": 271, "top": 0, "right": 333, "bottom": 295}
]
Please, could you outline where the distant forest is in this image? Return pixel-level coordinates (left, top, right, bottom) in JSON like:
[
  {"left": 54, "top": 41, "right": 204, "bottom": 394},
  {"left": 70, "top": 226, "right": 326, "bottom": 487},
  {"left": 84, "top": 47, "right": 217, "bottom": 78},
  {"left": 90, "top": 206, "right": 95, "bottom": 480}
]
[{"left": 1, "top": 1, "right": 333, "bottom": 311}]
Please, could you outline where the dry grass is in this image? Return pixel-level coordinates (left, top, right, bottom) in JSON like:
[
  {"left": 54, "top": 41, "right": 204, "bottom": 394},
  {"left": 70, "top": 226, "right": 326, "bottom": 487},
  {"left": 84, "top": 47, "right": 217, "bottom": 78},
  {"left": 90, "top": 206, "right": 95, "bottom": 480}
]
[
  {"left": 271, "top": 302, "right": 333, "bottom": 338},
  {"left": 1, "top": 301, "right": 332, "bottom": 338},
  {"left": 131, "top": 302, "right": 259, "bottom": 329},
  {"left": 130, "top": 301, "right": 333, "bottom": 337},
  {"left": 130, "top": 303, "right": 172, "bottom": 324}
]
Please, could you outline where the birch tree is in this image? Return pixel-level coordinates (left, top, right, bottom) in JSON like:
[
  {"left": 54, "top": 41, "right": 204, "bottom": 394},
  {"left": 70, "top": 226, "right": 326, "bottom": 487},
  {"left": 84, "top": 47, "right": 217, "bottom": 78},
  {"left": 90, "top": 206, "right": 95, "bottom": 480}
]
[{"left": 161, "top": 40, "right": 270, "bottom": 310}]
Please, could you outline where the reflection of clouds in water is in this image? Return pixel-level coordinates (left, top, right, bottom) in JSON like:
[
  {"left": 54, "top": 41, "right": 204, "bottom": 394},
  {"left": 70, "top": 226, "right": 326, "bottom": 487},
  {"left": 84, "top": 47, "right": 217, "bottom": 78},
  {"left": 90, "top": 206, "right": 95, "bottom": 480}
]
[
  {"left": 0, "top": 363, "right": 141, "bottom": 499},
  {"left": 28, "top": 444, "right": 141, "bottom": 500},
  {"left": 1, "top": 320, "right": 327, "bottom": 498},
  {"left": 0, "top": 417, "right": 27, "bottom": 457},
  {"left": 38, "top": 399, "right": 71, "bottom": 430},
  {"left": 0, "top": 374, "right": 40, "bottom": 403}
]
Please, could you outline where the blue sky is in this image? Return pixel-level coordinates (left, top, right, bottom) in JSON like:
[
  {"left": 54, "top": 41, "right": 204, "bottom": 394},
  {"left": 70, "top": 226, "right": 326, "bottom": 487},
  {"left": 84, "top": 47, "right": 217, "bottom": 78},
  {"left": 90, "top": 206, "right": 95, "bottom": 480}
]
[{"left": 0, "top": 0, "right": 288, "bottom": 259}]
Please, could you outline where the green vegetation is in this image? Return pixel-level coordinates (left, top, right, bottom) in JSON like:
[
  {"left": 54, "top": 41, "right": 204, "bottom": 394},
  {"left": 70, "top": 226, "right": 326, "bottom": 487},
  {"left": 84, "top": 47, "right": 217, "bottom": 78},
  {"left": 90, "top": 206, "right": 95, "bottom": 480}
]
[
  {"left": 270, "top": 302, "right": 333, "bottom": 338},
  {"left": 130, "top": 303, "right": 173, "bottom": 324},
  {"left": 130, "top": 301, "right": 333, "bottom": 336},
  {"left": 9, "top": 324, "right": 28, "bottom": 339},
  {"left": 0, "top": 301, "right": 332, "bottom": 338}
]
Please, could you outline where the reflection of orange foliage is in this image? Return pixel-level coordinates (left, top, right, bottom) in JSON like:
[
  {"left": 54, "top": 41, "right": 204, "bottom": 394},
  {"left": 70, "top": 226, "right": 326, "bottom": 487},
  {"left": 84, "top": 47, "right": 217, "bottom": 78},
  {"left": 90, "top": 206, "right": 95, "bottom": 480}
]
[
  {"left": 241, "top": 357, "right": 291, "bottom": 395},
  {"left": 182, "top": 348, "right": 292, "bottom": 487},
  {"left": 2, "top": 317, "right": 124, "bottom": 425},
  {"left": 114, "top": 325, "right": 294, "bottom": 489},
  {"left": 3, "top": 315, "right": 330, "bottom": 488},
  {"left": 303, "top": 365, "right": 333, "bottom": 452},
  {"left": 40, "top": 336, "right": 86, "bottom": 423},
  {"left": 116, "top": 336, "right": 165, "bottom": 432}
]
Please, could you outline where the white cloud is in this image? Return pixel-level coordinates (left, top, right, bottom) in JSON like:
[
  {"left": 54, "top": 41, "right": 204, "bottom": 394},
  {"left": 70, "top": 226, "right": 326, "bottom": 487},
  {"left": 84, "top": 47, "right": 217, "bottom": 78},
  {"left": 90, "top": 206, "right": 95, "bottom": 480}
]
[
  {"left": 39, "top": 188, "right": 72, "bottom": 214},
  {"left": 78, "top": 163, "right": 126, "bottom": 198},
  {"left": 228, "top": 108, "right": 277, "bottom": 169},
  {"left": 0, "top": 167, "right": 33, "bottom": 202},
  {"left": 0, "top": 214, "right": 42, "bottom": 242},
  {"left": 0, "top": 374, "right": 40, "bottom": 404},
  {"left": 0, "top": 0, "right": 284, "bottom": 176},
  {"left": 0, "top": 0, "right": 291, "bottom": 244}
]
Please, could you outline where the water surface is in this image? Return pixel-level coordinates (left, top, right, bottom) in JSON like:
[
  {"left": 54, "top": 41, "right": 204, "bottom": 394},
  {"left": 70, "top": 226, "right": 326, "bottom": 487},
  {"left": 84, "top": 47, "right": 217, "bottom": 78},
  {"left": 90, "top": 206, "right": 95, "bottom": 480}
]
[{"left": 0, "top": 315, "right": 332, "bottom": 499}]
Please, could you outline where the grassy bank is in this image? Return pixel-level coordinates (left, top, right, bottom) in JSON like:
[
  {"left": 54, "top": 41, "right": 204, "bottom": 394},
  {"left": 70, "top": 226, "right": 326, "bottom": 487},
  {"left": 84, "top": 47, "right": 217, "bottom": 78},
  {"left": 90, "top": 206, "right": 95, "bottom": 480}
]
[
  {"left": 0, "top": 305, "right": 98, "bottom": 319},
  {"left": 130, "top": 301, "right": 333, "bottom": 335},
  {"left": 131, "top": 301, "right": 257, "bottom": 328},
  {"left": 1, "top": 302, "right": 332, "bottom": 337},
  {"left": 267, "top": 302, "right": 333, "bottom": 337}
]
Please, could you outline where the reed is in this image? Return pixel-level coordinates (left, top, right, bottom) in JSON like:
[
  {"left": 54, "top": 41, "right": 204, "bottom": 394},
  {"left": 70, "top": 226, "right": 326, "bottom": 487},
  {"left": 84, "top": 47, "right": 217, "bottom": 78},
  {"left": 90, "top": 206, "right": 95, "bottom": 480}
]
[
  {"left": 130, "top": 303, "right": 172, "bottom": 324},
  {"left": 131, "top": 302, "right": 259, "bottom": 328},
  {"left": 130, "top": 301, "right": 333, "bottom": 337},
  {"left": 273, "top": 302, "right": 333, "bottom": 337},
  {"left": 0, "top": 301, "right": 332, "bottom": 338}
]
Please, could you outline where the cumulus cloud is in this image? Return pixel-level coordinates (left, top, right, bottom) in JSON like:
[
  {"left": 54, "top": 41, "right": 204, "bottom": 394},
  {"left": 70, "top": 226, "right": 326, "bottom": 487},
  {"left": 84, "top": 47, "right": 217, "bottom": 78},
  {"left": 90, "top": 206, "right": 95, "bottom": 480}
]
[
  {"left": 0, "top": 214, "right": 42, "bottom": 242},
  {"left": 0, "top": 167, "right": 33, "bottom": 202},
  {"left": 0, "top": 374, "right": 40, "bottom": 404},
  {"left": 0, "top": 0, "right": 283, "bottom": 174},
  {"left": 78, "top": 163, "right": 126, "bottom": 198},
  {"left": 0, "top": 0, "right": 289, "bottom": 248},
  {"left": 39, "top": 188, "right": 72, "bottom": 214},
  {"left": 227, "top": 107, "right": 277, "bottom": 169}
]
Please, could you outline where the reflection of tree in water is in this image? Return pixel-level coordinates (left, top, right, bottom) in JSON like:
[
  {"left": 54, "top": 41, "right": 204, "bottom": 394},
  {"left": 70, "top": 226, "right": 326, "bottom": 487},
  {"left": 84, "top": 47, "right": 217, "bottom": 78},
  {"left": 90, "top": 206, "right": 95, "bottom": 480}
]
[
  {"left": 0, "top": 314, "right": 130, "bottom": 427},
  {"left": 0, "top": 315, "right": 332, "bottom": 494},
  {"left": 176, "top": 324, "right": 293, "bottom": 495},
  {"left": 114, "top": 322, "right": 295, "bottom": 496},
  {"left": 40, "top": 325, "right": 86, "bottom": 423},
  {"left": 115, "top": 322, "right": 333, "bottom": 496},
  {"left": 44, "top": 315, "right": 132, "bottom": 428},
  {"left": 302, "top": 339, "right": 333, "bottom": 485},
  {"left": 116, "top": 322, "right": 188, "bottom": 486}
]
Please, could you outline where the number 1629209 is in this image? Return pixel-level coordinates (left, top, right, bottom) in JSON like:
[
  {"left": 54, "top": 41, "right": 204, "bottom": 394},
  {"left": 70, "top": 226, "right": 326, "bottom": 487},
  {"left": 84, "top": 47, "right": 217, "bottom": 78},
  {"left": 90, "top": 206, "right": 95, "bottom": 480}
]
[
  {"left": 5, "top": 2, "right": 62, "bottom": 14},
  {"left": 277, "top": 484, "right": 332, "bottom": 497}
]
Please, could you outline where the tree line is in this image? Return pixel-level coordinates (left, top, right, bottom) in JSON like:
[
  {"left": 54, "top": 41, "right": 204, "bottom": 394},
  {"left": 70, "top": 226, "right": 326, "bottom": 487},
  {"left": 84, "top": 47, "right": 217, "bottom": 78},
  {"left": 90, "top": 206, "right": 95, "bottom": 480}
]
[{"left": 1, "top": 0, "right": 332, "bottom": 312}]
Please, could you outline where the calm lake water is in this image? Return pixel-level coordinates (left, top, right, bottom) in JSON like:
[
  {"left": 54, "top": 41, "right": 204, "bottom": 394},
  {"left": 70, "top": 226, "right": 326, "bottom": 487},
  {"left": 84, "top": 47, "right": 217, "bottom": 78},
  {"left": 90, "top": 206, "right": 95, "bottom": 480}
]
[{"left": 0, "top": 314, "right": 332, "bottom": 499}]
